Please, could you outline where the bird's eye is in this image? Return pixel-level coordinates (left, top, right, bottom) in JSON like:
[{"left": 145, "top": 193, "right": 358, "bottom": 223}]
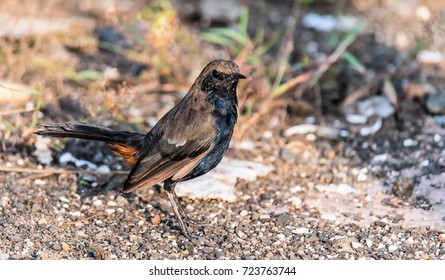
[{"left": 212, "top": 69, "right": 221, "bottom": 79}]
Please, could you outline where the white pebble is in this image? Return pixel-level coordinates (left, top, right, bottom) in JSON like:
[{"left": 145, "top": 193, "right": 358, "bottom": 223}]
[
  {"left": 284, "top": 124, "right": 317, "bottom": 136},
  {"left": 70, "top": 211, "right": 81, "bottom": 218},
  {"left": 237, "top": 230, "right": 247, "bottom": 239},
  {"left": 306, "top": 134, "right": 317, "bottom": 141},
  {"left": 289, "top": 197, "right": 302, "bottom": 207},
  {"left": 371, "top": 153, "right": 389, "bottom": 164},
  {"left": 315, "top": 184, "right": 355, "bottom": 195},
  {"left": 240, "top": 210, "right": 249, "bottom": 217},
  {"left": 277, "top": 233, "right": 286, "bottom": 240},
  {"left": 59, "top": 196, "right": 69, "bottom": 203},
  {"left": 95, "top": 220, "right": 103, "bottom": 226},
  {"left": 105, "top": 208, "right": 115, "bottom": 215},
  {"left": 97, "top": 165, "right": 110, "bottom": 174},
  {"left": 417, "top": 50, "right": 444, "bottom": 65},
  {"left": 137, "top": 220, "right": 144, "bottom": 226},
  {"left": 34, "top": 179, "right": 46, "bottom": 186},
  {"left": 107, "top": 201, "right": 118, "bottom": 207},
  {"left": 434, "top": 134, "right": 441, "bottom": 143},
  {"left": 351, "top": 241, "right": 362, "bottom": 249},
  {"left": 403, "top": 139, "right": 417, "bottom": 147},
  {"left": 93, "top": 200, "right": 103, "bottom": 207},
  {"left": 262, "top": 131, "right": 273, "bottom": 139},
  {"left": 388, "top": 245, "right": 398, "bottom": 252},
  {"left": 357, "top": 173, "right": 367, "bottom": 182},
  {"left": 416, "top": 5, "right": 431, "bottom": 21},
  {"left": 292, "top": 227, "right": 309, "bottom": 235},
  {"left": 259, "top": 214, "right": 271, "bottom": 220},
  {"left": 345, "top": 114, "right": 367, "bottom": 124},
  {"left": 366, "top": 239, "right": 373, "bottom": 248}
]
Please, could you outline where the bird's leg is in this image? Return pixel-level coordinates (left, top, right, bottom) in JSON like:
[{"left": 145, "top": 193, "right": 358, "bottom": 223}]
[
  {"left": 170, "top": 189, "right": 207, "bottom": 226},
  {"left": 164, "top": 180, "right": 199, "bottom": 240}
]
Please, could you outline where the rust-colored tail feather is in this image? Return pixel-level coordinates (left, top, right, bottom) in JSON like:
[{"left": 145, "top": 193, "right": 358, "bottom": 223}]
[{"left": 35, "top": 121, "right": 145, "bottom": 167}]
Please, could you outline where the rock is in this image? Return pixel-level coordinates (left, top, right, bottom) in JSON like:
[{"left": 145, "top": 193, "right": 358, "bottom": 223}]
[
  {"left": 33, "top": 137, "right": 53, "bottom": 165},
  {"left": 151, "top": 215, "right": 161, "bottom": 225},
  {"left": 321, "top": 213, "right": 336, "bottom": 221},
  {"left": 388, "top": 244, "right": 398, "bottom": 252},
  {"left": 176, "top": 157, "right": 274, "bottom": 202},
  {"left": 292, "top": 228, "right": 309, "bottom": 235},
  {"left": 93, "top": 200, "right": 103, "bottom": 207},
  {"left": 426, "top": 92, "right": 445, "bottom": 114},
  {"left": 302, "top": 13, "right": 337, "bottom": 32},
  {"left": 351, "top": 241, "right": 362, "bottom": 249},
  {"left": 366, "top": 239, "right": 373, "bottom": 248},
  {"left": 70, "top": 211, "right": 81, "bottom": 219},
  {"left": 105, "top": 209, "right": 115, "bottom": 215},
  {"left": 403, "top": 139, "right": 418, "bottom": 147},
  {"left": 62, "top": 243, "right": 70, "bottom": 252},
  {"left": 417, "top": 50, "right": 444, "bottom": 66},
  {"left": 314, "top": 183, "right": 355, "bottom": 195}
]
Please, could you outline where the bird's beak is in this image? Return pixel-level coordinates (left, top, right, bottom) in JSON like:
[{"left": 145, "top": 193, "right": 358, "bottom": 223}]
[{"left": 232, "top": 72, "right": 247, "bottom": 80}]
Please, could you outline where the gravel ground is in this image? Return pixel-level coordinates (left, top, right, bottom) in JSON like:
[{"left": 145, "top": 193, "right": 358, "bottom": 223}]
[{"left": 1, "top": 122, "right": 444, "bottom": 260}]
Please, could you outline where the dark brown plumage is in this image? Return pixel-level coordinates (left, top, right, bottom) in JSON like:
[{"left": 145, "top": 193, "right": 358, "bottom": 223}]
[{"left": 36, "top": 60, "right": 246, "bottom": 239}]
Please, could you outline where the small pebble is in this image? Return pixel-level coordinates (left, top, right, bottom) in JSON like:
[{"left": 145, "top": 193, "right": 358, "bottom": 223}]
[
  {"left": 95, "top": 220, "right": 103, "bottom": 226},
  {"left": 107, "top": 201, "right": 118, "bottom": 207},
  {"left": 105, "top": 209, "right": 115, "bottom": 215},
  {"left": 277, "top": 233, "right": 286, "bottom": 241},
  {"left": 237, "top": 230, "right": 247, "bottom": 239},
  {"left": 403, "top": 138, "right": 417, "bottom": 147},
  {"left": 366, "top": 239, "right": 373, "bottom": 248},
  {"left": 93, "top": 200, "right": 103, "bottom": 207},
  {"left": 59, "top": 196, "right": 69, "bottom": 203},
  {"left": 37, "top": 218, "right": 48, "bottom": 225},
  {"left": 321, "top": 213, "right": 336, "bottom": 221},
  {"left": 240, "top": 210, "right": 249, "bottom": 217},
  {"left": 151, "top": 215, "right": 161, "bottom": 225},
  {"left": 351, "top": 241, "right": 362, "bottom": 249},
  {"left": 34, "top": 179, "right": 46, "bottom": 186},
  {"left": 62, "top": 243, "right": 70, "bottom": 251},
  {"left": 357, "top": 173, "right": 367, "bottom": 182},
  {"left": 292, "top": 228, "right": 309, "bottom": 235},
  {"left": 289, "top": 197, "right": 302, "bottom": 207},
  {"left": 70, "top": 211, "right": 81, "bottom": 218},
  {"left": 259, "top": 214, "right": 271, "bottom": 220},
  {"left": 388, "top": 245, "right": 398, "bottom": 252}
]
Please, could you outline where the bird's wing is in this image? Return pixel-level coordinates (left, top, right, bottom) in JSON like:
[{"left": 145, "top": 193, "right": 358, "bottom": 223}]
[{"left": 122, "top": 103, "right": 216, "bottom": 193}]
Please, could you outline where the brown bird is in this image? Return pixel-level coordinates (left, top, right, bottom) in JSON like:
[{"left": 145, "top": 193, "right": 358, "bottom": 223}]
[{"left": 36, "top": 60, "right": 246, "bottom": 239}]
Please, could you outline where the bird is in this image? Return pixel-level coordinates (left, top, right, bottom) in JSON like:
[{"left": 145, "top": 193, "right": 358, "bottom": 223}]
[{"left": 36, "top": 60, "right": 246, "bottom": 239}]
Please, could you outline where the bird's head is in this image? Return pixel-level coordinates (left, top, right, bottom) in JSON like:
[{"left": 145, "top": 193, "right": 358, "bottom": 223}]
[{"left": 198, "top": 60, "right": 246, "bottom": 98}]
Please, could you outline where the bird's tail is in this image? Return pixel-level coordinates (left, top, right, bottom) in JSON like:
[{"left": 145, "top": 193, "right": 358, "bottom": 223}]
[{"left": 35, "top": 121, "right": 146, "bottom": 167}]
